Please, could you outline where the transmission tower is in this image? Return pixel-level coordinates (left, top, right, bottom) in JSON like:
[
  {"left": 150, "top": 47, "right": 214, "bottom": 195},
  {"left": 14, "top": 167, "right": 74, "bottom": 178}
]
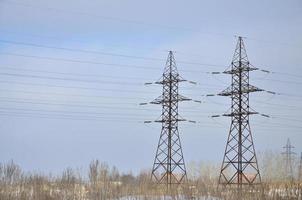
[
  {"left": 217, "top": 36, "right": 262, "bottom": 189},
  {"left": 144, "top": 51, "right": 192, "bottom": 189},
  {"left": 282, "top": 138, "right": 296, "bottom": 181}
]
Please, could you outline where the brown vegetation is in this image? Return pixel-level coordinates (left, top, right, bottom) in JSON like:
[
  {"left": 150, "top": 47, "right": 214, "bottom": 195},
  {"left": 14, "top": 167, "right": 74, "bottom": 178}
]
[{"left": 0, "top": 151, "right": 301, "bottom": 200}]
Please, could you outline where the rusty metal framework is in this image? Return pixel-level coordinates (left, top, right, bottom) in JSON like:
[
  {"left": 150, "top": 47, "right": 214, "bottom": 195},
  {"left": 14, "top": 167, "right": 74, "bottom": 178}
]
[
  {"left": 218, "top": 37, "right": 262, "bottom": 189},
  {"left": 282, "top": 138, "right": 296, "bottom": 181},
  {"left": 149, "top": 51, "right": 191, "bottom": 188}
]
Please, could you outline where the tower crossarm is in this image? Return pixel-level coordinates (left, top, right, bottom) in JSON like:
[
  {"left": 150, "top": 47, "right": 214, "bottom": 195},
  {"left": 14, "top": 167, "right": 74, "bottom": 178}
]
[
  {"left": 218, "top": 85, "right": 264, "bottom": 96},
  {"left": 222, "top": 111, "right": 259, "bottom": 117},
  {"left": 154, "top": 119, "right": 186, "bottom": 123},
  {"left": 155, "top": 79, "right": 186, "bottom": 85},
  {"left": 223, "top": 66, "right": 258, "bottom": 74},
  {"left": 150, "top": 94, "right": 191, "bottom": 104}
]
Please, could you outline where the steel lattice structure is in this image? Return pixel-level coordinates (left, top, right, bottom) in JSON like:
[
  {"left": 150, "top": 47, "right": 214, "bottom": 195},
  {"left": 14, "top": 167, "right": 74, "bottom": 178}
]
[
  {"left": 218, "top": 37, "right": 262, "bottom": 189},
  {"left": 150, "top": 51, "right": 190, "bottom": 188},
  {"left": 282, "top": 138, "right": 296, "bottom": 181}
]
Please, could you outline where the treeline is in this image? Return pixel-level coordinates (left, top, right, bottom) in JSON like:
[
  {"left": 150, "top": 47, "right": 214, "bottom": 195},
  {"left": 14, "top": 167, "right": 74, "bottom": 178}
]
[
  {"left": 0, "top": 160, "right": 158, "bottom": 200},
  {"left": 0, "top": 151, "right": 301, "bottom": 200}
]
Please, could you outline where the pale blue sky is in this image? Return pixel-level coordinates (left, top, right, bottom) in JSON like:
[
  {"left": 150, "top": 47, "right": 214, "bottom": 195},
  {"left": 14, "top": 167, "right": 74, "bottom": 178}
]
[{"left": 0, "top": 0, "right": 301, "bottom": 174}]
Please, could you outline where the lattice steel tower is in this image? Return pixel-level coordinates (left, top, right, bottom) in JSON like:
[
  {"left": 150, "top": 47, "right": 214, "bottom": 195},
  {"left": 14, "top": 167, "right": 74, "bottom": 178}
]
[
  {"left": 282, "top": 138, "right": 296, "bottom": 181},
  {"left": 218, "top": 37, "right": 262, "bottom": 188},
  {"left": 149, "top": 51, "right": 191, "bottom": 188}
]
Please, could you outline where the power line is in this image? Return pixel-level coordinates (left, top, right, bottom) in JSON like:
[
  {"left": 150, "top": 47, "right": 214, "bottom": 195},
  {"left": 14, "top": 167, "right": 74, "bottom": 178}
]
[
  {"left": 0, "top": 52, "right": 223, "bottom": 72},
  {"left": 1, "top": 42, "right": 301, "bottom": 82},
  {"left": 2, "top": 65, "right": 295, "bottom": 94},
  {"left": 0, "top": 105, "right": 220, "bottom": 122},
  {"left": 0, "top": 80, "right": 160, "bottom": 94},
  {"left": 1, "top": 0, "right": 232, "bottom": 37},
  {"left": 0, "top": 66, "right": 148, "bottom": 80},
  {"left": 254, "top": 100, "right": 302, "bottom": 110},
  {"left": 0, "top": 70, "right": 223, "bottom": 90},
  {"left": 2, "top": 69, "right": 296, "bottom": 89},
  {"left": 3, "top": 39, "right": 301, "bottom": 72},
  {"left": 253, "top": 120, "right": 302, "bottom": 129},
  {"left": 0, "top": 96, "right": 207, "bottom": 113},
  {"left": 0, "top": 52, "right": 160, "bottom": 70},
  {"left": 272, "top": 115, "right": 302, "bottom": 123},
  {"left": 0, "top": 88, "right": 148, "bottom": 101},
  {"left": 0, "top": 107, "right": 300, "bottom": 129},
  {"left": 0, "top": 39, "right": 223, "bottom": 67},
  {"left": 210, "top": 69, "right": 302, "bottom": 87},
  {"left": 205, "top": 94, "right": 302, "bottom": 110},
  {"left": 0, "top": 111, "right": 206, "bottom": 124},
  {"left": 0, "top": 28, "right": 220, "bottom": 62},
  {"left": 0, "top": 80, "right": 208, "bottom": 97},
  {"left": 244, "top": 37, "right": 302, "bottom": 49},
  {"left": 0, "top": 72, "right": 143, "bottom": 86},
  {"left": 2, "top": 0, "right": 300, "bottom": 48},
  {"left": 270, "top": 71, "right": 302, "bottom": 79},
  {"left": 0, "top": 111, "right": 143, "bottom": 122},
  {"left": 277, "top": 93, "right": 302, "bottom": 99},
  {"left": 0, "top": 66, "right": 224, "bottom": 90},
  {"left": 0, "top": 107, "right": 151, "bottom": 118},
  {"left": 199, "top": 115, "right": 302, "bottom": 130},
  {"left": 255, "top": 77, "right": 302, "bottom": 85},
  {"left": 0, "top": 106, "right": 212, "bottom": 117},
  {"left": 0, "top": 38, "right": 225, "bottom": 69},
  {"left": 0, "top": 39, "right": 168, "bottom": 62},
  {"left": 0, "top": 97, "right": 148, "bottom": 110},
  {"left": 0, "top": 29, "right": 219, "bottom": 59},
  {"left": 0, "top": 80, "right": 202, "bottom": 101}
]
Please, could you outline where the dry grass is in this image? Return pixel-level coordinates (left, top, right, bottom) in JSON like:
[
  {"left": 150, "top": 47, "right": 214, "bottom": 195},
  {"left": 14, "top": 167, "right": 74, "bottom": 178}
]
[{"left": 0, "top": 157, "right": 301, "bottom": 200}]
